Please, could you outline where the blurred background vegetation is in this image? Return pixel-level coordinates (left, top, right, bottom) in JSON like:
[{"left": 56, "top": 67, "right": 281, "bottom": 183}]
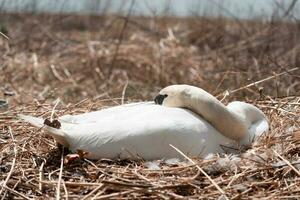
[{"left": 0, "top": 0, "right": 299, "bottom": 105}]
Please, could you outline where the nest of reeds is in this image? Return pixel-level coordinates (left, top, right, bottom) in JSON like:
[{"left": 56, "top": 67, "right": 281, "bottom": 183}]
[{"left": 0, "top": 13, "right": 299, "bottom": 199}]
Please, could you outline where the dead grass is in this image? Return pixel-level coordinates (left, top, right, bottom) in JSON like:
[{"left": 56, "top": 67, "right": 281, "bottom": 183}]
[{"left": 0, "top": 13, "right": 299, "bottom": 199}]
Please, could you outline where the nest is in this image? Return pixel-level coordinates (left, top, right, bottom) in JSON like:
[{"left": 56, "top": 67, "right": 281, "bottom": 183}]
[{"left": 0, "top": 13, "right": 300, "bottom": 199}]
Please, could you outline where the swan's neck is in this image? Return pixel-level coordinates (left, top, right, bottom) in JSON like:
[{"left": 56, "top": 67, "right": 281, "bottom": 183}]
[
  {"left": 227, "top": 101, "right": 269, "bottom": 144},
  {"left": 185, "top": 87, "right": 248, "bottom": 140}
]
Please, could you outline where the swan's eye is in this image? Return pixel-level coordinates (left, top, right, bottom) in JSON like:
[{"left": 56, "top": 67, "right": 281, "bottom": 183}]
[{"left": 154, "top": 94, "right": 168, "bottom": 105}]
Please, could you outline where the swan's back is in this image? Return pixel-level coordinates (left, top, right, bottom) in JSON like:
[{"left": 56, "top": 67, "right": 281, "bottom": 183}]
[{"left": 58, "top": 102, "right": 234, "bottom": 160}]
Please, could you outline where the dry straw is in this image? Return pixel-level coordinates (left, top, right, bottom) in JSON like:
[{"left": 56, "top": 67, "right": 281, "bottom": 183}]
[{"left": 0, "top": 12, "right": 300, "bottom": 199}]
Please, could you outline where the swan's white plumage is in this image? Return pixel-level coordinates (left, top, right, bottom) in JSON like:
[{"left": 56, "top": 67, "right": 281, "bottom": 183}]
[
  {"left": 19, "top": 85, "right": 269, "bottom": 160},
  {"left": 19, "top": 103, "right": 268, "bottom": 160}
]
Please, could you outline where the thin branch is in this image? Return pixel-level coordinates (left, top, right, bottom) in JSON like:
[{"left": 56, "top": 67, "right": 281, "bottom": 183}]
[
  {"left": 273, "top": 150, "right": 300, "bottom": 176},
  {"left": 62, "top": 180, "right": 68, "bottom": 200},
  {"left": 0, "top": 31, "right": 9, "bottom": 40},
  {"left": 121, "top": 81, "right": 129, "bottom": 105},
  {"left": 169, "top": 144, "right": 228, "bottom": 199},
  {"left": 0, "top": 184, "right": 32, "bottom": 200},
  {"left": 82, "top": 184, "right": 104, "bottom": 200},
  {"left": 227, "top": 67, "right": 299, "bottom": 96},
  {"left": 210, "top": 0, "right": 250, "bottom": 35},
  {"left": 107, "top": 0, "right": 136, "bottom": 78}
]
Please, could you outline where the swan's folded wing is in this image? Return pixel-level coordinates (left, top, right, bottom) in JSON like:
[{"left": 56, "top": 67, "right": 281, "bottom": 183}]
[{"left": 58, "top": 102, "right": 154, "bottom": 124}]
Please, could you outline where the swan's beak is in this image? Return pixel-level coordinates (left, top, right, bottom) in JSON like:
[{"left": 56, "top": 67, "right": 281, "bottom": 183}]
[{"left": 154, "top": 94, "right": 168, "bottom": 105}]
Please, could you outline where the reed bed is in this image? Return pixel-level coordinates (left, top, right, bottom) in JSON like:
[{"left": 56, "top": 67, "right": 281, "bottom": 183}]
[{"left": 0, "top": 13, "right": 299, "bottom": 199}]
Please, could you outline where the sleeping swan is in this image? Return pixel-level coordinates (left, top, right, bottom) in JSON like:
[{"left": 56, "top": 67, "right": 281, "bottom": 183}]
[{"left": 19, "top": 85, "right": 269, "bottom": 160}]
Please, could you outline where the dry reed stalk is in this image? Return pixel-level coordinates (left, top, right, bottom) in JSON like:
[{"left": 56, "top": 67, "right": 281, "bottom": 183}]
[
  {"left": 56, "top": 148, "right": 64, "bottom": 200},
  {"left": 0, "top": 127, "right": 17, "bottom": 199}
]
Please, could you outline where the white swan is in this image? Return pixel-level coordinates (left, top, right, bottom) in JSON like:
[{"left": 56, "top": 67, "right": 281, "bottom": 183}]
[{"left": 19, "top": 85, "right": 268, "bottom": 160}]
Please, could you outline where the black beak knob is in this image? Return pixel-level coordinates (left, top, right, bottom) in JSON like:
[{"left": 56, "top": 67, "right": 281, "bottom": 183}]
[{"left": 154, "top": 94, "right": 168, "bottom": 105}]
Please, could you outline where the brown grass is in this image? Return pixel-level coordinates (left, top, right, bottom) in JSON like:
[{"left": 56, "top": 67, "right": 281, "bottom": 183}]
[{"left": 0, "top": 13, "right": 299, "bottom": 199}]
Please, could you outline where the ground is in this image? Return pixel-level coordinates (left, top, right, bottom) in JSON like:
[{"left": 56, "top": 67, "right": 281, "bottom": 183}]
[{"left": 0, "top": 13, "right": 299, "bottom": 199}]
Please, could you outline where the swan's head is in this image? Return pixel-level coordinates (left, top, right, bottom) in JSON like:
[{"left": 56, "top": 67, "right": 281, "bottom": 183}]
[{"left": 154, "top": 85, "right": 190, "bottom": 107}]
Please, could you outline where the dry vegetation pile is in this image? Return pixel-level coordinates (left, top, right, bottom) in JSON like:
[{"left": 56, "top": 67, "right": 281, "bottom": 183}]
[{"left": 0, "top": 13, "right": 299, "bottom": 199}]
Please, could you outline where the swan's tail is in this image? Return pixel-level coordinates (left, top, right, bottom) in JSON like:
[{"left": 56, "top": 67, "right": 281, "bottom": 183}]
[
  {"left": 18, "top": 114, "right": 69, "bottom": 147},
  {"left": 18, "top": 114, "right": 44, "bottom": 128}
]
